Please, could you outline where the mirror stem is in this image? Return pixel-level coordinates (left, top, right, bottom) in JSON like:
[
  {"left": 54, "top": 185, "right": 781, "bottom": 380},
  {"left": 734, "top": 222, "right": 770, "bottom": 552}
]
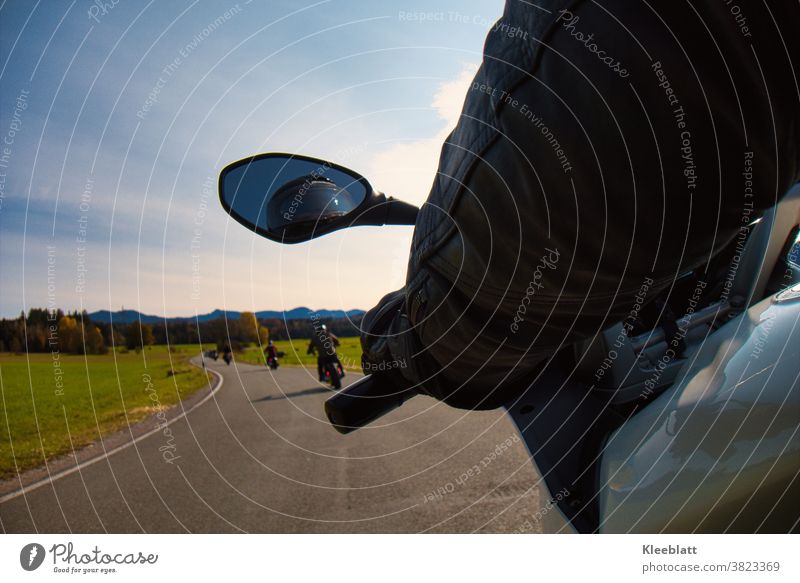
[{"left": 384, "top": 197, "right": 419, "bottom": 226}]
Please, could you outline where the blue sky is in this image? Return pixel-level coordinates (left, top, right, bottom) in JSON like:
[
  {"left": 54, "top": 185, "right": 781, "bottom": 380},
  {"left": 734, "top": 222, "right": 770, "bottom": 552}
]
[{"left": 0, "top": 0, "right": 504, "bottom": 318}]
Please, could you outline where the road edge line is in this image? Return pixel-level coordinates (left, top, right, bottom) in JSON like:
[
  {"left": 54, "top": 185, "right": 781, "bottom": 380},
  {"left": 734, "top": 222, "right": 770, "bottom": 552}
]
[{"left": 0, "top": 358, "right": 224, "bottom": 505}]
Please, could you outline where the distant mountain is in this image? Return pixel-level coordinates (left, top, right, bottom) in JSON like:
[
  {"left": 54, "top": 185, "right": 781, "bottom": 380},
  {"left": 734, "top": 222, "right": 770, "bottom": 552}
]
[
  {"left": 87, "top": 309, "right": 164, "bottom": 325},
  {"left": 87, "top": 307, "right": 365, "bottom": 324}
]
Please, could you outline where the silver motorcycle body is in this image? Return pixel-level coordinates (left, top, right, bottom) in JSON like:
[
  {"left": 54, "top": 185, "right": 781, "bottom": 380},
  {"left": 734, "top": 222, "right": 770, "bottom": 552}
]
[{"left": 510, "top": 186, "right": 800, "bottom": 533}]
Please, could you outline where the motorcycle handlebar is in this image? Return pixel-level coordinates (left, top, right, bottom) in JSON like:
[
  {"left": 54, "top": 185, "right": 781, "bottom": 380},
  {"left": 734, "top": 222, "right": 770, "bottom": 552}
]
[{"left": 324, "top": 374, "right": 415, "bottom": 434}]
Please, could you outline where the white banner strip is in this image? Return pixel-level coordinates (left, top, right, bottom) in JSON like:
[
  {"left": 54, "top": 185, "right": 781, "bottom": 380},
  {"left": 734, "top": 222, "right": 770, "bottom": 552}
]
[{"left": 1, "top": 534, "right": 797, "bottom": 582}]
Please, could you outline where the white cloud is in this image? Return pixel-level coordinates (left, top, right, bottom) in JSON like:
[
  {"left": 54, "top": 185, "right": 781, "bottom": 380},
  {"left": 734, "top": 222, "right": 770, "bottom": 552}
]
[
  {"left": 357, "top": 63, "right": 479, "bottom": 291},
  {"left": 432, "top": 64, "right": 479, "bottom": 129},
  {"left": 366, "top": 63, "right": 478, "bottom": 208}
]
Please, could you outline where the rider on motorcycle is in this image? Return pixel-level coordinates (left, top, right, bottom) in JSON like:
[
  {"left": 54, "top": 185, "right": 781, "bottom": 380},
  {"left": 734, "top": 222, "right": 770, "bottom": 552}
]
[
  {"left": 307, "top": 323, "right": 342, "bottom": 382},
  {"left": 221, "top": 343, "right": 233, "bottom": 365},
  {"left": 358, "top": 1, "right": 800, "bottom": 410},
  {"left": 264, "top": 340, "right": 278, "bottom": 364},
  {"left": 265, "top": 340, "right": 278, "bottom": 368}
]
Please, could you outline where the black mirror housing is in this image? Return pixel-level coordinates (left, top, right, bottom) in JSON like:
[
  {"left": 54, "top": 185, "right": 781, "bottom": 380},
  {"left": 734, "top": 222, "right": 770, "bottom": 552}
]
[
  {"left": 219, "top": 152, "right": 373, "bottom": 243},
  {"left": 219, "top": 152, "right": 419, "bottom": 244}
]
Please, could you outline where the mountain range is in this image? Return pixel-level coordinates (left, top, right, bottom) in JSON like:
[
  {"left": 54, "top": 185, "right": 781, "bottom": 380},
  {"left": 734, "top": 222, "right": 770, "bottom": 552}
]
[{"left": 87, "top": 307, "right": 365, "bottom": 325}]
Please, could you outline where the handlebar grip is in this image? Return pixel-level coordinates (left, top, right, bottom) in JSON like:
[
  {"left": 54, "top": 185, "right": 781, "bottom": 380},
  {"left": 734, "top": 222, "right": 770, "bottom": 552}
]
[{"left": 324, "top": 374, "right": 415, "bottom": 434}]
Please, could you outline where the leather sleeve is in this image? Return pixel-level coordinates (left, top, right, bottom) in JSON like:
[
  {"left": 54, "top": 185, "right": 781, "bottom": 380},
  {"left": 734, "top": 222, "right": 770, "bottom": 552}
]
[{"left": 361, "top": 0, "right": 800, "bottom": 409}]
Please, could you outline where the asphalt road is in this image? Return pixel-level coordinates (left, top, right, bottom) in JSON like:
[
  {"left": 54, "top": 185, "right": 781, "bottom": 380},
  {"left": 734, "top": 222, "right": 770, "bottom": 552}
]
[{"left": 0, "top": 358, "right": 568, "bottom": 533}]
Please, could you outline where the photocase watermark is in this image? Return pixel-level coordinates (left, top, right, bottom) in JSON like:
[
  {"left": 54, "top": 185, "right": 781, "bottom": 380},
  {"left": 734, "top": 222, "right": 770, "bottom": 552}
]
[
  {"left": 651, "top": 60, "right": 698, "bottom": 195},
  {"left": 0, "top": 87, "right": 30, "bottom": 215},
  {"left": 45, "top": 246, "right": 65, "bottom": 397},
  {"left": 280, "top": 142, "right": 369, "bottom": 225},
  {"left": 142, "top": 373, "right": 181, "bottom": 465},
  {"left": 309, "top": 312, "right": 337, "bottom": 357},
  {"left": 718, "top": 151, "right": 757, "bottom": 304},
  {"left": 306, "top": 311, "right": 381, "bottom": 374},
  {"left": 190, "top": 176, "right": 214, "bottom": 301},
  {"left": 397, "top": 10, "right": 496, "bottom": 25},
  {"left": 593, "top": 275, "right": 655, "bottom": 383},
  {"left": 510, "top": 248, "right": 561, "bottom": 334},
  {"left": 555, "top": 9, "right": 629, "bottom": 79},
  {"left": 774, "top": 239, "right": 800, "bottom": 300},
  {"left": 75, "top": 175, "right": 93, "bottom": 295},
  {"left": 20, "top": 543, "right": 46, "bottom": 571},
  {"left": 722, "top": 0, "right": 753, "bottom": 37},
  {"left": 749, "top": 316, "right": 775, "bottom": 361},
  {"left": 48, "top": 541, "right": 158, "bottom": 574},
  {"left": 743, "top": 235, "right": 798, "bottom": 361},
  {"left": 281, "top": 167, "right": 327, "bottom": 223},
  {"left": 136, "top": 3, "right": 244, "bottom": 119},
  {"left": 640, "top": 278, "right": 707, "bottom": 399},
  {"left": 513, "top": 487, "right": 570, "bottom": 533},
  {"left": 397, "top": 10, "right": 447, "bottom": 22},
  {"left": 491, "top": 19, "right": 529, "bottom": 40},
  {"left": 397, "top": 10, "right": 527, "bottom": 38},
  {"left": 471, "top": 81, "right": 573, "bottom": 173},
  {"left": 423, "top": 434, "right": 520, "bottom": 503},
  {"left": 21, "top": 540, "right": 159, "bottom": 574},
  {"left": 87, "top": 0, "right": 121, "bottom": 24},
  {"left": 361, "top": 357, "right": 407, "bottom": 373}
]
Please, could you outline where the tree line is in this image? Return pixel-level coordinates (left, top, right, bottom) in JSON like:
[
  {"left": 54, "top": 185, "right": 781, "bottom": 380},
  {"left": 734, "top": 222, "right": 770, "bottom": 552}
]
[{"left": 0, "top": 308, "right": 362, "bottom": 355}]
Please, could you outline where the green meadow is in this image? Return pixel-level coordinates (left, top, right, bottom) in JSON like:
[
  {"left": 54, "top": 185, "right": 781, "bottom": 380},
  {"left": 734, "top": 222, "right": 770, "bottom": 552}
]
[
  {"left": 0, "top": 338, "right": 363, "bottom": 479},
  {"left": 0, "top": 345, "right": 210, "bottom": 480}
]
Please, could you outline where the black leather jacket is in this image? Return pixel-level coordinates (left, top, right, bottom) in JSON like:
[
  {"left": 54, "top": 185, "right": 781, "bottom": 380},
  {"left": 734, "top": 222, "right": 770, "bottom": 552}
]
[{"left": 361, "top": 0, "right": 800, "bottom": 409}]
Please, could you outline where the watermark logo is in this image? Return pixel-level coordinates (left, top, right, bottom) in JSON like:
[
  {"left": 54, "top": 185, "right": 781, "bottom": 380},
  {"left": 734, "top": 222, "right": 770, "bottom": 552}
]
[
  {"left": 20, "top": 543, "right": 46, "bottom": 571},
  {"left": 555, "top": 9, "right": 629, "bottom": 78},
  {"left": 87, "top": 0, "right": 121, "bottom": 24},
  {"left": 510, "top": 247, "right": 561, "bottom": 333}
]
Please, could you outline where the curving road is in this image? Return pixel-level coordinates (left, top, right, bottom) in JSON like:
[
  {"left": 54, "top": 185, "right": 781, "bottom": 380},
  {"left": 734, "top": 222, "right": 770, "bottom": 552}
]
[{"left": 0, "top": 358, "right": 567, "bottom": 533}]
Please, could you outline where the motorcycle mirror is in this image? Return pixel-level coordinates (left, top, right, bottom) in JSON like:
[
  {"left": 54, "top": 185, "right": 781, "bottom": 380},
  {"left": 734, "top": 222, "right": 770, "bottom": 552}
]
[{"left": 219, "top": 152, "right": 419, "bottom": 244}]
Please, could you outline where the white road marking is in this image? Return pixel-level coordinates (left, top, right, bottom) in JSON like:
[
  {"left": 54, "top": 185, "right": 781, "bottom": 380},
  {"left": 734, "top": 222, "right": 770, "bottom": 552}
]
[{"left": 0, "top": 361, "right": 223, "bottom": 504}]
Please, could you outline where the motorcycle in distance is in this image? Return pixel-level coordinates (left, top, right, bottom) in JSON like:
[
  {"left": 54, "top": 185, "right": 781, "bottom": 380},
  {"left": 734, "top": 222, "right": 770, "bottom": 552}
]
[
  {"left": 219, "top": 152, "right": 800, "bottom": 534},
  {"left": 308, "top": 341, "right": 345, "bottom": 390},
  {"left": 322, "top": 358, "right": 345, "bottom": 390},
  {"left": 265, "top": 341, "right": 281, "bottom": 370}
]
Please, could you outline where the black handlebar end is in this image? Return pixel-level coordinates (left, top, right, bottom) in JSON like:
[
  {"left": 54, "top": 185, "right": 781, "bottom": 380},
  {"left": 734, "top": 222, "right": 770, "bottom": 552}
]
[{"left": 324, "top": 374, "right": 414, "bottom": 434}]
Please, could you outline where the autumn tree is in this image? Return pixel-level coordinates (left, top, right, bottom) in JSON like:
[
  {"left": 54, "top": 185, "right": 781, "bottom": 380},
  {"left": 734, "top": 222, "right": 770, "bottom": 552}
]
[
  {"left": 53, "top": 315, "right": 108, "bottom": 354},
  {"left": 57, "top": 316, "right": 81, "bottom": 353},
  {"left": 238, "top": 312, "right": 259, "bottom": 344},
  {"left": 85, "top": 325, "right": 107, "bottom": 354},
  {"left": 258, "top": 325, "right": 270, "bottom": 346},
  {"left": 125, "top": 321, "right": 155, "bottom": 349}
]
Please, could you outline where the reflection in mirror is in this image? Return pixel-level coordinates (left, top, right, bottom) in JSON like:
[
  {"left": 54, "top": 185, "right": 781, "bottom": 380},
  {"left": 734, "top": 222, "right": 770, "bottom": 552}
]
[
  {"left": 267, "top": 175, "right": 360, "bottom": 236},
  {"left": 221, "top": 155, "right": 368, "bottom": 240}
]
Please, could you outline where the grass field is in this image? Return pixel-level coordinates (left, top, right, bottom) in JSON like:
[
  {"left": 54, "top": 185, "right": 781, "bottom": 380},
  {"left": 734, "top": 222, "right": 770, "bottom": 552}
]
[
  {"left": 0, "top": 345, "right": 210, "bottom": 480},
  {"left": 236, "top": 336, "right": 362, "bottom": 370}
]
